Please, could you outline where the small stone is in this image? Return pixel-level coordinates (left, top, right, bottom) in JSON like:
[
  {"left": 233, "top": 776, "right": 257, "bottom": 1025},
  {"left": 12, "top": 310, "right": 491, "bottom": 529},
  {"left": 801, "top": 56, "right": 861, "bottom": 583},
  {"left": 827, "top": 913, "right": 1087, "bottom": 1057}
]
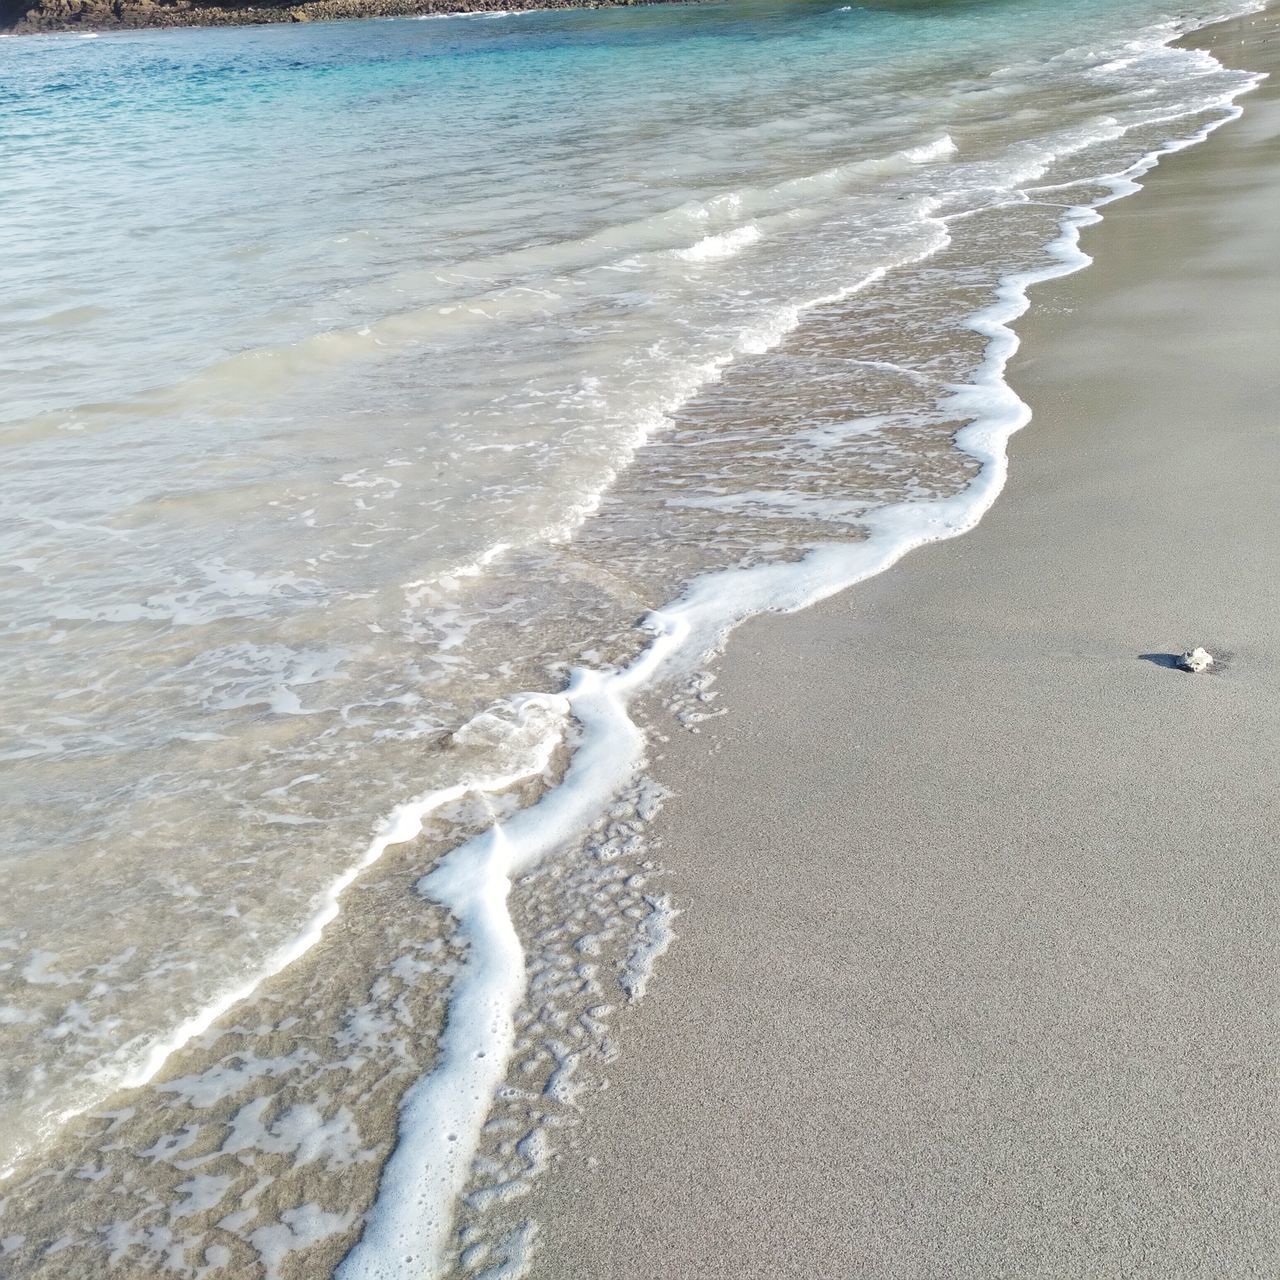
[{"left": 1178, "top": 646, "right": 1214, "bottom": 673}]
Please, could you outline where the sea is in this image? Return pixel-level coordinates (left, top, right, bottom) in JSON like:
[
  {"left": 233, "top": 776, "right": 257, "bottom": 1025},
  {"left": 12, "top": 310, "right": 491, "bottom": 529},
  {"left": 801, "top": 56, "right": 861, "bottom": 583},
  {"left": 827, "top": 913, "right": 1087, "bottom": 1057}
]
[{"left": 0, "top": 0, "right": 1266, "bottom": 1274}]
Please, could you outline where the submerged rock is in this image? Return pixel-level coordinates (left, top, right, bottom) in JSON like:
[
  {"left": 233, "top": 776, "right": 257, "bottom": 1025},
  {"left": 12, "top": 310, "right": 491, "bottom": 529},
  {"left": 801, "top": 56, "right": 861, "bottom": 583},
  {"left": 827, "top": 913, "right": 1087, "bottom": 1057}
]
[{"left": 1178, "top": 646, "right": 1215, "bottom": 674}]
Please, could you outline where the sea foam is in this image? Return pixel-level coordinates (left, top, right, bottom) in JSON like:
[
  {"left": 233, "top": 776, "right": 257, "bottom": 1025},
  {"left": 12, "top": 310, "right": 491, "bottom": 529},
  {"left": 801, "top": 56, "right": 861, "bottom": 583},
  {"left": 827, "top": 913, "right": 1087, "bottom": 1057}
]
[{"left": 673, "top": 224, "right": 764, "bottom": 262}]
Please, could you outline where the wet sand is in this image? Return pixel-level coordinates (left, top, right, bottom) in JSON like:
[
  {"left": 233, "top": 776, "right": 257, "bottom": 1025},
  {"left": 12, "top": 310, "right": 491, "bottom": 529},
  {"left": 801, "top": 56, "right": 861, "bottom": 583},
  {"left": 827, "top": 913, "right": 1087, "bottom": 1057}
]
[{"left": 526, "top": 11, "right": 1280, "bottom": 1277}]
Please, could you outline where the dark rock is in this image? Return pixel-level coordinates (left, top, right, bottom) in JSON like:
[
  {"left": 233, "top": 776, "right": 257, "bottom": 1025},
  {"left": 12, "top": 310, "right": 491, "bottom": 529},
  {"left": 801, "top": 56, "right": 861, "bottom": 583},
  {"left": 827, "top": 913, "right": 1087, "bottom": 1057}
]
[{"left": 7, "top": 0, "right": 689, "bottom": 32}]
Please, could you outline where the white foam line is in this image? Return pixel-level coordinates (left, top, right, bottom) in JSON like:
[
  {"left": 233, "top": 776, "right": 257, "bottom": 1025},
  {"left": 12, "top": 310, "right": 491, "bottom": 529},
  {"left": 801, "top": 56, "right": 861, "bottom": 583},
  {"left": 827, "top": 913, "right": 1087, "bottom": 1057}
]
[
  {"left": 336, "top": 628, "right": 684, "bottom": 1279},
  {"left": 119, "top": 696, "right": 570, "bottom": 1095},
  {"left": 0, "top": 695, "right": 570, "bottom": 1185},
  {"left": 337, "top": 70, "right": 1265, "bottom": 1278}
]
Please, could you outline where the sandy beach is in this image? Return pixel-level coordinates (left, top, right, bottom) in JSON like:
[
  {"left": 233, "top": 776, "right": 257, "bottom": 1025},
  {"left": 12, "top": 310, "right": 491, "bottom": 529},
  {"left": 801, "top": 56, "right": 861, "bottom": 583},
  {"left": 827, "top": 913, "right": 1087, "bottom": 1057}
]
[
  {"left": 1, "top": 3, "right": 1273, "bottom": 1275},
  {"left": 525, "top": 10, "right": 1280, "bottom": 1277}
]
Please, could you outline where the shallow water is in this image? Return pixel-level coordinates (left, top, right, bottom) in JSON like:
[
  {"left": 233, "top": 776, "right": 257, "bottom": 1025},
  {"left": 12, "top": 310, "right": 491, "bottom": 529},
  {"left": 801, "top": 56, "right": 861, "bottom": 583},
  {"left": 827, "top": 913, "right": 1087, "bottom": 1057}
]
[{"left": 0, "top": 0, "right": 1265, "bottom": 1274}]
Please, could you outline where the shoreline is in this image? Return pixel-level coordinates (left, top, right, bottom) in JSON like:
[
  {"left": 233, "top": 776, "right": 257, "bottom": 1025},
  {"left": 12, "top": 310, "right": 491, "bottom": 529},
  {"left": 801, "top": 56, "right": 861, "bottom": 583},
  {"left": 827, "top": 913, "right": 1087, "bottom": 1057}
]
[
  {"left": 522, "top": 7, "right": 1280, "bottom": 1277},
  {"left": 339, "top": 13, "right": 1271, "bottom": 1271},
  {"left": 3, "top": 0, "right": 687, "bottom": 36}
]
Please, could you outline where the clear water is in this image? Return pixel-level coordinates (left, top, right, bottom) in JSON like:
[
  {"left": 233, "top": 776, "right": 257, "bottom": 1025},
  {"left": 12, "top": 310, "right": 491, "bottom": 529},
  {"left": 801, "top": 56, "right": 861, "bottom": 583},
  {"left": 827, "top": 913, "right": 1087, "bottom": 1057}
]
[{"left": 0, "top": 1, "right": 1263, "bottom": 1274}]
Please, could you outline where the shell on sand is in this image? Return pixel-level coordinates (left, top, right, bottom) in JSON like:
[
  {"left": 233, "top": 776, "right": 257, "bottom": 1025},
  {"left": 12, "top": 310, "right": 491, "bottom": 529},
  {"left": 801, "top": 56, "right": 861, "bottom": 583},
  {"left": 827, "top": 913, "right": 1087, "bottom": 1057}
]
[{"left": 1179, "top": 646, "right": 1214, "bottom": 673}]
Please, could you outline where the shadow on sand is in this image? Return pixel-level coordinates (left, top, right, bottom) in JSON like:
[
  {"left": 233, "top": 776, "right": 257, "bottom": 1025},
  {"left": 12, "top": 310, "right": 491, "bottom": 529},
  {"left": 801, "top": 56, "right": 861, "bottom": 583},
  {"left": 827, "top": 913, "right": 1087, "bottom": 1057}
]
[
  {"left": 1140, "top": 650, "right": 1229, "bottom": 674},
  {"left": 1139, "top": 652, "right": 1185, "bottom": 670}
]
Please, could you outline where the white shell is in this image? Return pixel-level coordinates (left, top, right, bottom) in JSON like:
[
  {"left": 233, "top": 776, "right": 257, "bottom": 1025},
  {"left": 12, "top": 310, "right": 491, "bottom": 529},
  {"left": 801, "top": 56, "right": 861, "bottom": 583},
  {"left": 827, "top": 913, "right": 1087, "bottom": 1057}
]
[{"left": 1178, "top": 646, "right": 1214, "bottom": 673}]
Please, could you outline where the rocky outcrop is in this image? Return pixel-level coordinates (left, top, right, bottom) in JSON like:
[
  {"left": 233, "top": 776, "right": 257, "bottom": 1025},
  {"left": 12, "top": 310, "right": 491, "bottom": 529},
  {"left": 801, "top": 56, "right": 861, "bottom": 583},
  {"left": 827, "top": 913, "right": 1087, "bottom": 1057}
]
[{"left": 7, "top": 0, "right": 677, "bottom": 32}]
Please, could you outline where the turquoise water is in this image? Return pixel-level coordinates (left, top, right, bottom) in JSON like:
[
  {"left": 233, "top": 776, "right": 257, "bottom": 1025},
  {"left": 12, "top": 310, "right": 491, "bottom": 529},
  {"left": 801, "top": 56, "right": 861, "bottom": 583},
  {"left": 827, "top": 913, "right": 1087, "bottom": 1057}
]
[{"left": 0, "top": 2, "right": 1264, "bottom": 1275}]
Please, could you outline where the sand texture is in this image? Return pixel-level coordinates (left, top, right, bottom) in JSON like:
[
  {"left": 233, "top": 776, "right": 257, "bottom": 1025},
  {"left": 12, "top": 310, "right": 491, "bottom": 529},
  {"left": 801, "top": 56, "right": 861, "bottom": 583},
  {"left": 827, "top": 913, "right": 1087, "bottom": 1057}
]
[{"left": 524, "top": 13, "right": 1280, "bottom": 1278}]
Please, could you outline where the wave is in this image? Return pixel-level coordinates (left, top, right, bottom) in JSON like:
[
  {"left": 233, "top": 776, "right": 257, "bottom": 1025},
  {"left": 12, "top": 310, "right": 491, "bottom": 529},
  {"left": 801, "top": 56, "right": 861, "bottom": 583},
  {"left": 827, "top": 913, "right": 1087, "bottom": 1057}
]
[
  {"left": 672, "top": 223, "right": 763, "bottom": 262},
  {"left": 1, "top": 124, "right": 962, "bottom": 442},
  {"left": 902, "top": 134, "right": 958, "bottom": 164}
]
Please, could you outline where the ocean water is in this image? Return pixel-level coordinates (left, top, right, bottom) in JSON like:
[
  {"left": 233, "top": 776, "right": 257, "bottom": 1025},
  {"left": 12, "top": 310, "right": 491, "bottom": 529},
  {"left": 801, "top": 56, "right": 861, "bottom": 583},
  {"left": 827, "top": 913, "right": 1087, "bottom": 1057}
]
[{"left": 0, "top": 0, "right": 1266, "bottom": 1274}]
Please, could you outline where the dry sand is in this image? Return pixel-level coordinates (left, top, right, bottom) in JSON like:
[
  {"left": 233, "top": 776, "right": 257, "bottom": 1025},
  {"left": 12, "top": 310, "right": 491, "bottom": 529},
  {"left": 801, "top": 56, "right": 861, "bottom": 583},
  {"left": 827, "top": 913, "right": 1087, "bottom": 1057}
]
[{"left": 525, "top": 11, "right": 1280, "bottom": 1278}]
